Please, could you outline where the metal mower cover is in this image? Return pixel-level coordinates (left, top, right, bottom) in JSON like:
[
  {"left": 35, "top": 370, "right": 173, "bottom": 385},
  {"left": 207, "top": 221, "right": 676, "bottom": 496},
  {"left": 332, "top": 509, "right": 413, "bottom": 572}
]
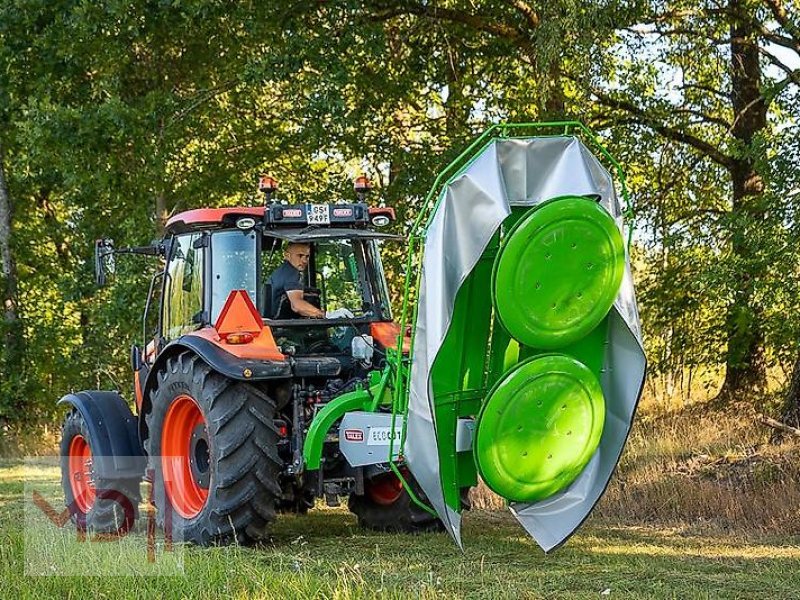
[{"left": 399, "top": 124, "right": 646, "bottom": 552}]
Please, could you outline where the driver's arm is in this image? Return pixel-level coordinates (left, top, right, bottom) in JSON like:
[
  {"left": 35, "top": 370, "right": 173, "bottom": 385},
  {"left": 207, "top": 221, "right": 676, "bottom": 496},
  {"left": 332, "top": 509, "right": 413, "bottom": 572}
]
[{"left": 286, "top": 289, "right": 324, "bottom": 318}]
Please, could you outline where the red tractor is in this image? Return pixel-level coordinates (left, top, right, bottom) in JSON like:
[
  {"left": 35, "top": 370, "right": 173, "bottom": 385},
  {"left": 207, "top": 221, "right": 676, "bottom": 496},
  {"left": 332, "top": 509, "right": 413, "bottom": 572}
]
[{"left": 59, "top": 177, "right": 435, "bottom": 544}]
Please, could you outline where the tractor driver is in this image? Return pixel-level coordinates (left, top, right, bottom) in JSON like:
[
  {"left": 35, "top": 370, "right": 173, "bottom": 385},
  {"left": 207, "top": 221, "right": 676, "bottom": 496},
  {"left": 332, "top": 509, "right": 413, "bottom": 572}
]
[{"left": 268, "top": 242, "right": 325, "bottom": 319}]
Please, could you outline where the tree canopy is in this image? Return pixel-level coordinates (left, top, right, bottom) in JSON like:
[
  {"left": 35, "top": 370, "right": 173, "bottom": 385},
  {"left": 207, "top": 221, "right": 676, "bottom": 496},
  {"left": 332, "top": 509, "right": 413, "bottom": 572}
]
[{"left": 1, "top": 0, "right": 799, "bottom": 425}]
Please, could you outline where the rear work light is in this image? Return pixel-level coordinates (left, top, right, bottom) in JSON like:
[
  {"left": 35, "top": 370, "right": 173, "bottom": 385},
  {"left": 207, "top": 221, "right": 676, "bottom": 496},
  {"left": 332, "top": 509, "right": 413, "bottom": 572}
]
[{"left": 368, "top": 206, "right": 395, "bottom": 227}]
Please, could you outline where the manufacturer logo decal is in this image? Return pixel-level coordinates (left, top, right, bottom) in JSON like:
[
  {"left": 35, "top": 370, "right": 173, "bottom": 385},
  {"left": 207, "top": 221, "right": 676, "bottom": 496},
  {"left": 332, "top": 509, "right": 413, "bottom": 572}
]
[
  {"left": 344, "top": 429, "right": 364, "bottom": 442},
  {"left": 333, "top": 208, "right": 353, "bottom": 218},
  {"left": 282, "top": 208, "right": 302, "bottom": 218}
]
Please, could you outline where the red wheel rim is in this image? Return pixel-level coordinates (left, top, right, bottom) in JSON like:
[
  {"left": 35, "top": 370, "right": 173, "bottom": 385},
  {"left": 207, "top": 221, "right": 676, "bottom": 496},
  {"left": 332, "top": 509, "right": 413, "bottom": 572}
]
[
  {"left": 161, "top": 394, "right": 210, "bottom": 519},
  {"left": 367, "top": 472, "right": 404, "bottom": 506},
  {"left": 68, "top": 435, "right": 95, "bottom": 513}
]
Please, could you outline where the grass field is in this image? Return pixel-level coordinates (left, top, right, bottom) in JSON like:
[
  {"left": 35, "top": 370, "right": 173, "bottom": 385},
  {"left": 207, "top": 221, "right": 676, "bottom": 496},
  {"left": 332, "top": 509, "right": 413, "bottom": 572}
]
[
  {"left": 3, "top": 401, "right": 800, "bottom": 598},
  {"left": 2, "top": 456, "right": 800, "bottom": 599}
]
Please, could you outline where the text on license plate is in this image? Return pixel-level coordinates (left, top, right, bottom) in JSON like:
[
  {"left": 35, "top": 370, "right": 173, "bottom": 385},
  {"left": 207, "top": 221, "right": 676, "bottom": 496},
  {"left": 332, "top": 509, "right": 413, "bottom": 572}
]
[{"left": 307, "top": 204, "right": 331, "bottom": 224}]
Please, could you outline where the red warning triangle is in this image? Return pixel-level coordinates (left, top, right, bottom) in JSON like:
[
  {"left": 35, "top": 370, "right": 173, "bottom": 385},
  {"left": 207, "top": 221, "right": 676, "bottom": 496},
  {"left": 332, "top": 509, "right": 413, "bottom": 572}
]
[{"left": 214, "top": 290, "right": 263, "bottom": 337}]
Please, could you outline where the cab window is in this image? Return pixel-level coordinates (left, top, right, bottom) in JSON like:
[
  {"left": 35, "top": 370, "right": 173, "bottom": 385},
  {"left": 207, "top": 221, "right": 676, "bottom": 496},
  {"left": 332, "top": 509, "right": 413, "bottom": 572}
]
[
  {"left": 210, "top": 230, "right": 257, "bottom": 323},
  {"left": 163, "top": 233, "right": 204, "bottom": 340},
  {"left": 314, "top": 240, "right": 366, "bottom": 315}
]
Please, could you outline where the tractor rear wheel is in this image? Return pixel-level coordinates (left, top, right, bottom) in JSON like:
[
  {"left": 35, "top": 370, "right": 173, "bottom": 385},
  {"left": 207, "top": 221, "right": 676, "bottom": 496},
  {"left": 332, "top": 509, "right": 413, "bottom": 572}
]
[
  {"left": 348, "top": 470, "right": 443, "bottom": 533},
  {"left": 145, "top": 351, "right": 282, "bottom": 545},
  {"left": 60, "top": 410, "right": 141, "bottom": 534}
]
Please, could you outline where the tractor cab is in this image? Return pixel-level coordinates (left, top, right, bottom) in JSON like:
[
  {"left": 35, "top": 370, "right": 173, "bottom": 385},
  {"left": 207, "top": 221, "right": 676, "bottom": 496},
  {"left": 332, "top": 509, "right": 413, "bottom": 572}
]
[{"left": 157, "top": 179, "right": 401, "bottom": 368}]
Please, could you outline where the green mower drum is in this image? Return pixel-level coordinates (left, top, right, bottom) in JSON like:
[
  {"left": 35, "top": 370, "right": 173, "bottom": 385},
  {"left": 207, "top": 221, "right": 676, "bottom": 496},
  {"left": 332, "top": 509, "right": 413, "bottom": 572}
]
[
  {"left": 474, "top": 354, "right": 605, "bottom": 503},
  {"left": 492, "top": 196, "right": 626, "bottom": 349}
]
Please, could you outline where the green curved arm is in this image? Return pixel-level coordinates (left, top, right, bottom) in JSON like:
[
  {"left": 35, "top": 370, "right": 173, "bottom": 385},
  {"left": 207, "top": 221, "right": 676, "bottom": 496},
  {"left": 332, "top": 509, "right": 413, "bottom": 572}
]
[
  {"left": 303, "top": 388, "right": 368, "bottom": 470},
  {"left": 304, "top": 367, "right": 393, "bottom": 470},
  {"left": 302, "top": 389, "right": 371, "bottom": 471}
]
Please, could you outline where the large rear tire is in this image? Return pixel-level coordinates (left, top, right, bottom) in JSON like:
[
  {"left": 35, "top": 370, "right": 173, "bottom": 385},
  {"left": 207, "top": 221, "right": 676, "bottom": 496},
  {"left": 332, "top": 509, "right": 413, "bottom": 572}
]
[
  {"left": 145, "top": 351, "right": 282, "bottom": 545},
  {"left": 60, "top": 409, "right": 141, "bottom": 534},
  {"left": 348, "top": 470, "right": 444, "bottom": 533}
]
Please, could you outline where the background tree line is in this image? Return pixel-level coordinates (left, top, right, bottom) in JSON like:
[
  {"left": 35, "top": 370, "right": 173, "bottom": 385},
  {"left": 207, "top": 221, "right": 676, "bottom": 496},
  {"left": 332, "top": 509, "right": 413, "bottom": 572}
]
[{"left": 1, "top": 0, "right": 799, "bottom": 428}]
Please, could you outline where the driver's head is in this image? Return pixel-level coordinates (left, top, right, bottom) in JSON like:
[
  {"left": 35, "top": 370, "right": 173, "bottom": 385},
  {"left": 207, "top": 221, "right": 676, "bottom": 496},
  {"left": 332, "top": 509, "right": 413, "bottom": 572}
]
[{"left": 285, "top": 242, "right": 311, "bottom": 271}]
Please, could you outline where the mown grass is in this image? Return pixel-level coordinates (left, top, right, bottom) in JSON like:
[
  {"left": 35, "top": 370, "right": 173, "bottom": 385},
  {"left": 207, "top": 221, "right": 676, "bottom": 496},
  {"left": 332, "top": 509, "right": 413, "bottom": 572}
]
[
  {"left": 4, "top": 397, "right": 800, "bottom": 598},
  {"left": 2, "top": 459, "right": 800, "bottom": 599}
]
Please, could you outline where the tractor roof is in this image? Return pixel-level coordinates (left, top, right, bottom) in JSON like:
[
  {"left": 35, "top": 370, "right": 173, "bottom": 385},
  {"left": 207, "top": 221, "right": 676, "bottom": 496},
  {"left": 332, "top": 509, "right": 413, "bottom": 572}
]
[
  {"left": 166, "top": 204, "right": 395, "bottom": 235},
  {"left": 166, "top": 207, "right": 264, "bottom": 234}
]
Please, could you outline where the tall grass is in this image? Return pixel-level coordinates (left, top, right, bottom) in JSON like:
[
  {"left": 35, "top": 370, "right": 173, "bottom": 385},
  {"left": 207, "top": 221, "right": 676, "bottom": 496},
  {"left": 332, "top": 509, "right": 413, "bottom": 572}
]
[{"left": 472, "top": 401, "right": 800, "bottom": 535}]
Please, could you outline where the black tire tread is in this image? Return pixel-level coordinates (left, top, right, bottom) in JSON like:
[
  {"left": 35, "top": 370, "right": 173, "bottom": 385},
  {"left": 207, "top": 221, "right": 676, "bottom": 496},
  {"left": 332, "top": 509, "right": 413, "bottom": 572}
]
[
  {"left": 348, "top": 471, "right": 444, "bottom": 534},
  {"left": 145, "top": 351, "right": 281, "bottom": 545},
  {"left": 60, "top": 410, "right": 141, "bottom": 534}
]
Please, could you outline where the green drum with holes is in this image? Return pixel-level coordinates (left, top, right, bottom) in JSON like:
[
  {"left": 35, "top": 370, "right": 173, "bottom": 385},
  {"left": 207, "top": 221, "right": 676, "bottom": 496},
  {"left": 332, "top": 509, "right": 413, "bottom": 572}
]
[
  {"left": 474, "top": 354, "right": 605, "bottom": 503},
  {"left": 492, "top": 196, "right": 626, "bottom": 349},
  {"left": 474, "top": 195, "right": 625, "bottom": 501}
]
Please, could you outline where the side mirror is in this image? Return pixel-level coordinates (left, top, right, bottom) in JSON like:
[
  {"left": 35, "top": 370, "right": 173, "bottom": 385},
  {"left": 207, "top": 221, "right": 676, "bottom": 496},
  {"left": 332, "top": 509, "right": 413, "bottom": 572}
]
[
  {"left": 94, "top": 238, "right": 116, "bottom": 287},
  {"left": 130, "top": 344, "right": 142, "bottom": 372}
]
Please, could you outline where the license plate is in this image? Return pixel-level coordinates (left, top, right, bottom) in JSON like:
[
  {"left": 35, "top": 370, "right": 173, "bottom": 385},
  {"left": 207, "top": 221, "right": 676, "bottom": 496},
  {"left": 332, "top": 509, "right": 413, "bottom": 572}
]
[
  {"left": 307, "top": 204, "right": 330, "bottom": 225},
  {"left": 366, "top": 426, "right": 403, "bottom": 446}
]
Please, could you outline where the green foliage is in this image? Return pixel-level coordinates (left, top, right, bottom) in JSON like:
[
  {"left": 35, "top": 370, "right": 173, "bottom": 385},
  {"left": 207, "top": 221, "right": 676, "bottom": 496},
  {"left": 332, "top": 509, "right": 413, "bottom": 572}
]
[{"left": 1, "top": 0, "right": 799, "bottom": 422}]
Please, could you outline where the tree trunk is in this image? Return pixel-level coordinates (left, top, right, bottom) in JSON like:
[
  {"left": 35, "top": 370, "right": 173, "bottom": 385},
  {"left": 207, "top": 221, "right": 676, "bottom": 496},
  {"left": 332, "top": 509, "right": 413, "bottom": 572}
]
[
  {"left": 0, "top": 140, "right": 24, "bottom": 416},
  {"left": 718, "top": 0, "right": 768, "bottom": 401},
  {"left": 443, "top": 42, "right": 469, "bottom": 141},
  {"left": 543, "top": 59, "right": 566, "bottom": 119},
  {"left": 780, "top": 353, "right": 800, "bottom": 429},
  {"left": 37, "top": 189, "right": 71, "bottom": 269}
]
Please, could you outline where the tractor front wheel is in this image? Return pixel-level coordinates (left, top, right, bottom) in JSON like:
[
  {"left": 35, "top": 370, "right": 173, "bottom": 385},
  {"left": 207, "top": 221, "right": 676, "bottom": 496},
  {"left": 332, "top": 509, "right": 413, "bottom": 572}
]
[
  {"left": 60, "top": 410, "right": 141, "bottom": 534},
  {"left": 145, "top": 351, "right": 282, "bottom": 545},
  {"left": 348, "top": 470, "right": 443, "bottom": 533}
]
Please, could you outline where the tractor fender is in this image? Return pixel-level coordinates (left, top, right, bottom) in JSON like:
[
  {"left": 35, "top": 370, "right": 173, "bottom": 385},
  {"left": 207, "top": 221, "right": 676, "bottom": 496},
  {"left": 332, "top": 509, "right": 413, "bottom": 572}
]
[
  {"left": 57, "top": 391, "right": 146, "bottom": 479},
  {"left": 138, "top": 335, "right": 291, "bottom": 443}
]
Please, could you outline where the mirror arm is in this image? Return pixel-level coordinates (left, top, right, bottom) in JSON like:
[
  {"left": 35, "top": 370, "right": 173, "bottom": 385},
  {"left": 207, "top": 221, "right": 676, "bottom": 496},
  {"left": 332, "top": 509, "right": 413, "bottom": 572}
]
[
  {"left": 95, "top": 239, "right": 166, "bottom": 287},
  {"left": 115, "top": 243, "right": 166, "bottom": 257}
]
